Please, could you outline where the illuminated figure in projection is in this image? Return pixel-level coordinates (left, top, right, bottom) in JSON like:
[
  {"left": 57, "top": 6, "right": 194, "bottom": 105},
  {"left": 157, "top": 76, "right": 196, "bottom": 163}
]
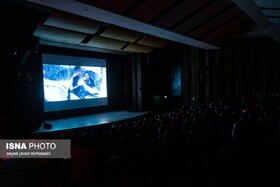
[
  {"left": 68, "top": 66, "right": 83, "bottom": 99},
  {"left": 68, "top": 67, "right": 99, "bottom": 99},
  {"left": 78, "top": 71, "right": 99, "bottom": 98}
]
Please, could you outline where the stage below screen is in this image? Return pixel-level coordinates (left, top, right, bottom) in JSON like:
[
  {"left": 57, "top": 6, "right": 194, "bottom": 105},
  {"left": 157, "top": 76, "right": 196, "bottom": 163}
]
[{"left": 35, "top": 110, "right": 150, "bottom": 133}]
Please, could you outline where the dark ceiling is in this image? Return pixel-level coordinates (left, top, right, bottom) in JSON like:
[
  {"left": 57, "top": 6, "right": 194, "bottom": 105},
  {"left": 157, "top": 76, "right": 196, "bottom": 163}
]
[{"left": 3, "top": 0, "right": 280, "bottom": 54}]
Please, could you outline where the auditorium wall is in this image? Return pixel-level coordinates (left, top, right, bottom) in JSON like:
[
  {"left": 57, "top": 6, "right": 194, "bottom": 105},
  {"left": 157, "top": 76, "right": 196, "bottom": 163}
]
[
  {"left": 145, "top": 37, "right": 280, "bottom": 108},
  {"left": 208, "top": 37, "right": 280, "bottom": 102}
]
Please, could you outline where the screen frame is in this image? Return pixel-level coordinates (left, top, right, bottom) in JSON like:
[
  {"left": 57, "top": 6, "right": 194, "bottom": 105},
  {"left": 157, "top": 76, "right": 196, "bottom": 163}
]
[
  {"left": 42, "top": 53, "right": 108, "bottom": 114},
  {"left": 38, "top": 45, "right": 128, "bottom": 121}
]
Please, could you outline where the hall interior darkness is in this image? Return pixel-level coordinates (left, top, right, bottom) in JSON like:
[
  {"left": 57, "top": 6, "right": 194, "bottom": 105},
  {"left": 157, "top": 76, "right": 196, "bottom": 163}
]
[{"left": 0, "top": 1, "right": 280, "bottom": 186}]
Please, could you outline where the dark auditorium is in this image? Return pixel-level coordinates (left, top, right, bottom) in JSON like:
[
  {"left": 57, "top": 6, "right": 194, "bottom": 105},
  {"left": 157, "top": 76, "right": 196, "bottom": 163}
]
[{"left": 1, "top": 0, "right": 280, "bottom": 186}]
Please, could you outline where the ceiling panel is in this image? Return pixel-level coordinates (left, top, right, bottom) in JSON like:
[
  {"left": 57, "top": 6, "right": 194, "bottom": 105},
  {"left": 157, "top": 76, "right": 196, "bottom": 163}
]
[
  {"left": 253, "top": 0, "right": 280, "bottom": 24},
  {"left": 123, "top": 43, "right": 154, "bottom": 53},
  {"left": 129, "top": 0, "right": 177, "bottom": 22},
  {"left": 39, "top": 39, "right": 127, "bottom": 54},
  {"left": 253, "top": 0, "right": 280, "bottom": 8},
  {"left": 153, "top": 0, "right": 210, "bottom": 29},
  {"left": 268, "top": 18, "right": 280, "bottom": 24},
  {"left": 233, "top": 0, "right": 279, "bottom": 42},
  {"left": 100, "top": 25, "right": 143, "bottom": 42},
  {"left": 172, "top": 0, "right": 234, "bottom": 34},
  {"left": 87, "top": 36, "right": 128, "bottom": 51},
  {"left": 32, "top": 6, "right": 168, "bottom": 53},
  {"left": 44, "top": 10, "right": 102, "bottom": 34},
  {"left": 23, "top": 0, "right": 273, "bottom": 52},
  {"left": 137, "top": 35, "right": 169, "bottom": 48},
  {"left": 260, "top": 7, "right": 280, "bottom": 23},
  {"left": 188, "top": 6, "right": 242, "bottom": 39},
  {"left": 34, "top": 24, "right": 87, "bottom": 44},
  {"left": 200, "top": 13, "right": 254, "bottom": 44},
  {"left": 262, "top": 9, "right": 280, "bottom": 17}
]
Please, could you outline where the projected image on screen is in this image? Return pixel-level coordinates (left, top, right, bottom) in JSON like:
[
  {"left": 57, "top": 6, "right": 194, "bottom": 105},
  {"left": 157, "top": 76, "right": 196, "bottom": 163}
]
[
  {"left": 42, "top": 53, "right": 108, "bottom": 112},
  {"left": 43, "top": 64, "right": 106, "bottom": 101}
]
